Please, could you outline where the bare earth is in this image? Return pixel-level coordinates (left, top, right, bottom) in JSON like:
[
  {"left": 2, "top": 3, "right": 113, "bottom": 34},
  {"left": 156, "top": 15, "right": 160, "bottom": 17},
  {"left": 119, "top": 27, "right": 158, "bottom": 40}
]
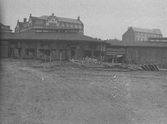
[{"left": 1, "top": 59, "right": 167, "bottom": 124}]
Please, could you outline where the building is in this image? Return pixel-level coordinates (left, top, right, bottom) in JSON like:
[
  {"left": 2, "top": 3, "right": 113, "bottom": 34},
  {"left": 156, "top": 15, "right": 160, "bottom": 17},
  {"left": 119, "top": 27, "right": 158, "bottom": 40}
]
[
  {"left": 122, "top": 27, "right": 162, "bottom": 42},
  {"left": 0, "top": 23, "right": 12, "bottom": 33},
  {"left": 148, "top": 37, "right": 167, "bottom": 42},
  {"left": 105, "top": 39, "right": 125, "bottom": 63},
  {"left": 105, "top": 40, "right": 167, "bottom": 67},
  {"left": 15, "top": 13, "right": 84, "bottom": 34},
  {"left": 1, "top": 14, "right": 106, "bottom": 60}
]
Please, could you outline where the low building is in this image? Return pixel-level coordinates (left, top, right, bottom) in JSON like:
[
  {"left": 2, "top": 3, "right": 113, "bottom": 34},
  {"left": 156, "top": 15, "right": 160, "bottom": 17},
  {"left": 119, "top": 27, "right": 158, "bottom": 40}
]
[
  {"left": 1, "top": 33, "right": 106, "bottom": 60},
  {"left": 122, "top": 27, "right": 163, "bottom": 42},
  {"left": 105, "top": 39, "right": 125, "bottom": 63},
  {"left": 105, "top": 40, "right": 167, "bottom": 67},
  {"left": 0, "top": 23, "right": 12, "bottom": 33},
  {"left": 1, "top": 14, "right": 106, "bottom": 60}
]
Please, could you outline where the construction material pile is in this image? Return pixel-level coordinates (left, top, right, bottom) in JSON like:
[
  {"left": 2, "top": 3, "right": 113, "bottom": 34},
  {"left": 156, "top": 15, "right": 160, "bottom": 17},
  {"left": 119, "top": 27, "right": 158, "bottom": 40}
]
[
  {"left": 70, "top": 57, "right": 129, "bottom": 71},
  {"left": 69, "top": 57, "right": 103, "bottom": 67}
]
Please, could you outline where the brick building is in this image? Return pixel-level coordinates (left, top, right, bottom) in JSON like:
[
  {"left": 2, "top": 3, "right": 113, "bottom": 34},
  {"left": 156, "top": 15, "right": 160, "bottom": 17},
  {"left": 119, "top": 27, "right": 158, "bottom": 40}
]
[
  {"left": 15, "top": 13, "right": 84, "bottom": 34},
  {"left": 122, "top": 27, "right": 162, "bottom": 42}
]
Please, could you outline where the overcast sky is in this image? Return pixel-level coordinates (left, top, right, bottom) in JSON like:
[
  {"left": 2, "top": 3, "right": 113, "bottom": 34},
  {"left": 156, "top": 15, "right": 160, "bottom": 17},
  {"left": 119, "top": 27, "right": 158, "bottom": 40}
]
[{"left": 1, "top": 0, "right": 167, "bottom": 40}]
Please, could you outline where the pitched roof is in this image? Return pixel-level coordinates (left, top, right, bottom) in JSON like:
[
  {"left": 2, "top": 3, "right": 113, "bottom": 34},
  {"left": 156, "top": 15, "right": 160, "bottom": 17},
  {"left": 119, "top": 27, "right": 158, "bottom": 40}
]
[
  {"left": 33, "top": 26, "right": 80, "bottom": 30},
  {"left": 0, "top": 22, "right": 11, "bottom": 28},
  {"left": 131, "top": 27, "right": 162, "bottom": 34},
  {"left": 0, "top": 32, "right": 103, "bottom": 43},
  {"left": 38, "top": 15, "right": 82, "bottom": 24},
  {"left": 0, "top": 23, "right": 5, "bottom": 26},
  {"left": 0, "top": 22, "right": 12, "bottom": 32},
  {"left": 30, "top": 16, "right": 40, "bottom": 21},
  {"left": 106, "top": 38, "right": 121, "bottom": 42},
  {"left": 124, "top": 41, "right": 167, "bottom": 47}
]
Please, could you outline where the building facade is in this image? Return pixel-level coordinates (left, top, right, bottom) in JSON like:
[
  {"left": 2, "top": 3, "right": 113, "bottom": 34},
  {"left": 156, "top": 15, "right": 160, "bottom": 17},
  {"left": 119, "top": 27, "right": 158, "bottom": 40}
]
[
  {"left": 122, "top": 27, "right": 163, "bottom": 42},
  {"left": 148, "top": 37, "right": 167, "bottom": 42},
  {"left": 15, "top": 13, "right": 84, "bottom": 34}
]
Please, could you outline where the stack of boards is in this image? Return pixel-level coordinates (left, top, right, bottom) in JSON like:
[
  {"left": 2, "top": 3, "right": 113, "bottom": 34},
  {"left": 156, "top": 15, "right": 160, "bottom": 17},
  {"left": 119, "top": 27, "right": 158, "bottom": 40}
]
[{"left": 141, "top": 64, "right": 159, "bottom": 71}]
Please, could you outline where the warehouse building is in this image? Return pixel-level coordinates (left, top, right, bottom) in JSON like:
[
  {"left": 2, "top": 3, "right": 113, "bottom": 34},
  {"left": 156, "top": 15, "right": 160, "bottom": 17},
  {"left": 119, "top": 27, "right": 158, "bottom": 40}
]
[
  {"left": 105, "top": 40, "right": 167, "bottom": 67},
  {"left": 0, "top": 14, "right": 106, "bottom": 61}
]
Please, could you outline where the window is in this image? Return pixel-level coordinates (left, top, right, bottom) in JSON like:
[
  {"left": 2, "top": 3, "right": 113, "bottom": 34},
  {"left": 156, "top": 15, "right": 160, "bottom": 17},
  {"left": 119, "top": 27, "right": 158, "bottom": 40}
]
[
  {"left": 43, "top": 30, "right": 49, "bottom": 32},
  {"left": 139, "top": 38, "right": 141, "bottom": 41},
  {"left": 135, "top": 37, "right": 138, "bottom": 41},
  {"left": 61, "top": 23, "right": 64, "bottom": 27},
  {"left": 66, "top": 23, "right": 69, "bottom": 27}
]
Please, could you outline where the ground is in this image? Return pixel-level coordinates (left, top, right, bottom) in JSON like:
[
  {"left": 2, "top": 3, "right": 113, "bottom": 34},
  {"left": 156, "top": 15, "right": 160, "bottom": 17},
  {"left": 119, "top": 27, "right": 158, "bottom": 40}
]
[{"left": 0, "top": 59, "right": 167, "bottom": 124}]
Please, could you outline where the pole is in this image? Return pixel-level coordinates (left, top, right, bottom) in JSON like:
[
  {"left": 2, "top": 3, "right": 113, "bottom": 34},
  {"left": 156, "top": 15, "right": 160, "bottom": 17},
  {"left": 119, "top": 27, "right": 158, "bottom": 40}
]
[
  {"left": 60, "top": 51, "right": 62, "bottom": 68},
  {"left": 50, "top": 43, "right": 52, "bottom": 63}
]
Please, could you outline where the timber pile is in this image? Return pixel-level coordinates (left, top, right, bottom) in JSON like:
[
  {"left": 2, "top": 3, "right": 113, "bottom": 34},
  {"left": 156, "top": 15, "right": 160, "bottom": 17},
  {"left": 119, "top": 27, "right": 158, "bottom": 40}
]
[
  {"left": 140, "top": 64, "right": 159, "bottom": 71},
  {"left": 138, "top": 60, "right": 159, "bottom": 71},
  {"left": 69, "top": 58, "right": 101, "bottom": 67}
]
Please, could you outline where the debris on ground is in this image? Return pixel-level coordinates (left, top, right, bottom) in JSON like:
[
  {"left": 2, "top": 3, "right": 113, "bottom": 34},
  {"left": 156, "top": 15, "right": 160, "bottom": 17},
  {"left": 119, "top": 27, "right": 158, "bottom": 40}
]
[{"left": 25, "top": 57, "right": 161, "bottom": 72}]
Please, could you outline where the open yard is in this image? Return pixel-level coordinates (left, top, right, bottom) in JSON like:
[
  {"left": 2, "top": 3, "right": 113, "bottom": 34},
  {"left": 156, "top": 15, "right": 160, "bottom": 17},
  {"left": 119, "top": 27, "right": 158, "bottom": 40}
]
[{"left": 0, "top": 59, "right": 167, "bottom": 124}]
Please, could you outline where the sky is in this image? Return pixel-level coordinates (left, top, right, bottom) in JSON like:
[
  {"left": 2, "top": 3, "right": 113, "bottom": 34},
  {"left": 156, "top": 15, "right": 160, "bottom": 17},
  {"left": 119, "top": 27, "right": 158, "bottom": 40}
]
[{"left": 1, "top": 0, "right": 167, "bottom": 40}]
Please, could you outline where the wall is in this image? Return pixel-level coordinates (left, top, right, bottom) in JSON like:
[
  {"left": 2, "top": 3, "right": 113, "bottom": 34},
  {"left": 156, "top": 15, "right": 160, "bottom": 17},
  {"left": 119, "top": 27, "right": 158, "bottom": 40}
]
[
  {"left": 125, "top": 47, "right": 167, "bottom": 67},
  {"left": 0, "top": 41, "right": 9, "bottom": 57},
  {"left": 122, "top": 28, "right": 135, "bottom": 42}
]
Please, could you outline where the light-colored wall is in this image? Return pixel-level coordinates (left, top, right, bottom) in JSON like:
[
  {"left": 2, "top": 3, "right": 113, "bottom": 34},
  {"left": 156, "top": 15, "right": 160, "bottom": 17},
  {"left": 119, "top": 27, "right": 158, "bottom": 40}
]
[{"left": 135, "top": 32, "right": 162, "bottom": 41}]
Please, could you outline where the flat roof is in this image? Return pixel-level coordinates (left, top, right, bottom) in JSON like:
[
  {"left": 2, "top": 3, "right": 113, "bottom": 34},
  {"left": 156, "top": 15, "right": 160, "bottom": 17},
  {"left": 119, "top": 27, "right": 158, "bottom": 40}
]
[{"left": 106, "top": 40, "right": 167, "bottom": 48}]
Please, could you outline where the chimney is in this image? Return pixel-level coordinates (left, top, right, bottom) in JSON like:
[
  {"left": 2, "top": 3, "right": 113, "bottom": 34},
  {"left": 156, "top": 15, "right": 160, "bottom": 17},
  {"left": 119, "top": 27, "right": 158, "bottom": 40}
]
[
  {"left": 30, "top": 13, "right": 32, "bottom": 17},
  {"left": 128, "top": 27, "right": 131, "bottom": 30},
  {"left": 23, "top": 18, "right": 27, "bottom": 23},
  {"left": 77, "top": 16, "right": 80, "bottom": 20},
  {"left": 52, "top": 13, "right": 54, "bottom": 16}
]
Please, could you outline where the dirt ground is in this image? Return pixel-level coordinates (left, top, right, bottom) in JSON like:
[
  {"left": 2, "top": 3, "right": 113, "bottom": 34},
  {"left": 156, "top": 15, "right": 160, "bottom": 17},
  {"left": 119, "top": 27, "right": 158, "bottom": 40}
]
[{"left": 0, "top": 59, "right": 167, "bottom": 124}]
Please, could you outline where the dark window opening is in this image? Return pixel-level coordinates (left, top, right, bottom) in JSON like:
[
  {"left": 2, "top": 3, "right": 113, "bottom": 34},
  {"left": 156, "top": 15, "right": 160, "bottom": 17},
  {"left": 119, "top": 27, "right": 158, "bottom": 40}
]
[
  {"left": 25, "top": 49, "right": 35, "bottom": 58},
  {"left": 84, "top": 50, "right": 91, "bottom": 57},
  {"left": 117, "top": 55, "right": 125, "bottom": 63},
  {"left": 94, "top": 51, "right": 100, "bottom": 58}
]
